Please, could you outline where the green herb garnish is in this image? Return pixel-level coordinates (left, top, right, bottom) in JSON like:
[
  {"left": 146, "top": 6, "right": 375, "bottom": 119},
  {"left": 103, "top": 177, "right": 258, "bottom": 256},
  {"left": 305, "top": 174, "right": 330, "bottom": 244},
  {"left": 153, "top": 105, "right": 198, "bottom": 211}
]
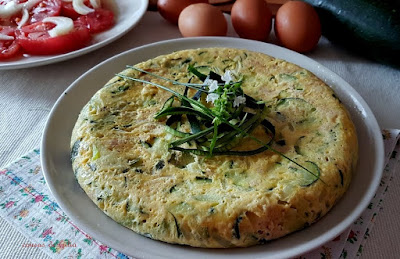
[{"left": 117, "top": 65, "right": 323, "bottom": 184}]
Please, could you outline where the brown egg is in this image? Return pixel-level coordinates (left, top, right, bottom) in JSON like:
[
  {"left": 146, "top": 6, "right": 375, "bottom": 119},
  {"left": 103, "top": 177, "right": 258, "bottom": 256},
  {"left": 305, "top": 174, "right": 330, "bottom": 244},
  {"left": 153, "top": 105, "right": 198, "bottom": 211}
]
[
  {"left": 231, "top": 0, "right": 272, "bottom": 41},
  {"left": 275, "top": 1, "right": 321, "bottom": 53},
  {"left": 178, "top": 3, "right": 227, "bottom": 37},
  {"left": 157, "top": 0, "right": 209, "bottom": 24}
]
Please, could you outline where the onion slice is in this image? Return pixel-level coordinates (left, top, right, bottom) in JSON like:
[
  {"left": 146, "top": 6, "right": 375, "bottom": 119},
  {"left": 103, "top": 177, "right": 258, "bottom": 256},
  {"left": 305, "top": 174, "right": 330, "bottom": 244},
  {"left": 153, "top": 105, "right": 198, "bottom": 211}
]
[
  {"left": 42, "top": 16, "right": 74, "bottom": 37},
  {"left": 90, "top": 0, "right": 101, "bottom": 9},
  {"left": 17, "top": 8, "right": 30, "bottom": 29},
  {"left": 0, "top": 33, "right": 14, "bottom": 41},
  {"left": 72, "top": 0, "right": 95, "bottom": 15},
  {"left": 0, "top": 1, "right": 21, "bottom": 18}
]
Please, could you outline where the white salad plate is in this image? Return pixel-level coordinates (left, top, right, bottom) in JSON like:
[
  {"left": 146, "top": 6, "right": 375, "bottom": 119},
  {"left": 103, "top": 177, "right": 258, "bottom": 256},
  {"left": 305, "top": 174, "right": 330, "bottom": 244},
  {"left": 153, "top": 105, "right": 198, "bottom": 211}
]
[
  {"left": 0, "top": 0, "right": 148, "bottom": 70},
  {"left": 41, "top": 37, "right": 384, "bottom": 259}
]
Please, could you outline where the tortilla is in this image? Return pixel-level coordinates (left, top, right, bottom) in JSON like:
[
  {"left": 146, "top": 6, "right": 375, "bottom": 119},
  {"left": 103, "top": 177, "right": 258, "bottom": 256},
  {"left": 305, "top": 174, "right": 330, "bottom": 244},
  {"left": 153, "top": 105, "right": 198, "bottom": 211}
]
[{"left": 70, "top": 47, "right": 358, "bottom": 248}]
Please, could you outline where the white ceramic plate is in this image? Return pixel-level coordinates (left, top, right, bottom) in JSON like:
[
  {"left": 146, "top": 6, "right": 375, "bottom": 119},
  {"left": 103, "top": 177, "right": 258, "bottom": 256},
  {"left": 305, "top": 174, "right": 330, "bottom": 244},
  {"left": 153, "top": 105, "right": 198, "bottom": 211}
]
[
  {"left": 0, "top": 0, "right": 148, "bottom": 70},
  {"left": 41, "top": 37, "right": 384, "bottom": 259}
]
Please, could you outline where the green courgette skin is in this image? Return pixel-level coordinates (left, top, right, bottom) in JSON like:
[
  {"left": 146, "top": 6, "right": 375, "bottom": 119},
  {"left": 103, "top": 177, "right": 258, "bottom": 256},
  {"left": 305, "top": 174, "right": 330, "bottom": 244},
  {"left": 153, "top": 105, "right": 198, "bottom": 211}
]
[{"left": 302, "top": 0, "right": 400, "bottom": 67}]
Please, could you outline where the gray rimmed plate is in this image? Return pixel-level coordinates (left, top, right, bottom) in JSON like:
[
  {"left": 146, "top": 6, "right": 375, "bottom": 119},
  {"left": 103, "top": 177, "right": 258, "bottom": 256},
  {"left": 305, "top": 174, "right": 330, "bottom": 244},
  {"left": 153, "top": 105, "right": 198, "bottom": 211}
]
[{"left": 41, "top": 37, "right": 384, "bottom": 259}]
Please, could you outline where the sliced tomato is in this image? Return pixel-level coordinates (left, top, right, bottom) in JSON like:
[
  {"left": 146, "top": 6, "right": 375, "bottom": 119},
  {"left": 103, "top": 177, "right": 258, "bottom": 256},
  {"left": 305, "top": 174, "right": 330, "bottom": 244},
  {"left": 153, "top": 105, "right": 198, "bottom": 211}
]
[
  {"left": 76, "top": 8, "right": 114, "bottom": 34},
  {"left": 0, "top": 0, "right": 61, "bottom": 25},
  {"left": 61, "top": 0, "right": 92, "bottom": 20},
  {"left": 29, "top": 0, "right": 62, "bottom": 24},
  {"left": 16, "top": 21, "right": 91, "bottom": 55},
  {"left": 0, "top": 26, "right": 21, "bottom": 60}
]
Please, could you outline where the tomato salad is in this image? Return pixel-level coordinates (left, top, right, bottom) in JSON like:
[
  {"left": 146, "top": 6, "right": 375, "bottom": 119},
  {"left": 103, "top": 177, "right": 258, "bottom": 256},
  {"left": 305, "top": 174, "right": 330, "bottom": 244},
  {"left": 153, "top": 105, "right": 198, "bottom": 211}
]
[{"left": 0, "top": 0, "right": 115, "bottom": 60}]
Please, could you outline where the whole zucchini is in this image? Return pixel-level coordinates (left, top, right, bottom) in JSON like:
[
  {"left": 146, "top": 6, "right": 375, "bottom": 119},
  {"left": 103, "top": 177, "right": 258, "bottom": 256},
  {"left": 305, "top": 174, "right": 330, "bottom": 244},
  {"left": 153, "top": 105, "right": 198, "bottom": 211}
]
[{"left": 302, "top": 0, "right": 400, "bottom": 67}]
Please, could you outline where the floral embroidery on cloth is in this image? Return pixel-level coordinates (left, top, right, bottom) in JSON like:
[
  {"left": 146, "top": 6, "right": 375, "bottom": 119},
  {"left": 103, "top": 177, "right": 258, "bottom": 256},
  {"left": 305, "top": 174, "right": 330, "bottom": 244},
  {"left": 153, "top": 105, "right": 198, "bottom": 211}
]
[{"left": 0, "top": 149, "right": 127, "bottom": 259}]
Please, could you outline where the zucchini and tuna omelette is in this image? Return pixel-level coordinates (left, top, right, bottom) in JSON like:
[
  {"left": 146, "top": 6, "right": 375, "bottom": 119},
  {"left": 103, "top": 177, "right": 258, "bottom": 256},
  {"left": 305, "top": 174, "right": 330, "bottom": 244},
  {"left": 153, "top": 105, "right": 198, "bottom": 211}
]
[{"left": 70, "top": 48, "right": 358, "bottom": 248}]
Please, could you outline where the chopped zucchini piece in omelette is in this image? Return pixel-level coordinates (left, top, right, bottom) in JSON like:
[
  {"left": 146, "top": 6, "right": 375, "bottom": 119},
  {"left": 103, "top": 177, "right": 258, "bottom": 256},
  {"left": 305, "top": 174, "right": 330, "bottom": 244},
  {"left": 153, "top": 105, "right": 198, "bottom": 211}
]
[{"left": 71, "top": 48, "right": 358, "bottom": 248}]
